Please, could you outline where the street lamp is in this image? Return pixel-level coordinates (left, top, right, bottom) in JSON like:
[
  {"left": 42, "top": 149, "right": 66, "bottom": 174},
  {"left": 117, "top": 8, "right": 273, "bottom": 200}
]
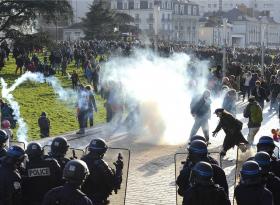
[
  {"left": 222, "top": 18, "right": 228, "bottom": 77},
  {"left": 154, "top": 1, "right": 160, "bottom": 53}
]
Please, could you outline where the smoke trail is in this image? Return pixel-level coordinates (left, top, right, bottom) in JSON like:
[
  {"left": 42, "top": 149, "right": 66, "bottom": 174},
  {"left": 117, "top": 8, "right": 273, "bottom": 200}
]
[
  {"left": 100, "top": 49, "right": 210, "bottom": 145},
  {"left": 1, "top": 72, "right": 78, "bottom": 142}
]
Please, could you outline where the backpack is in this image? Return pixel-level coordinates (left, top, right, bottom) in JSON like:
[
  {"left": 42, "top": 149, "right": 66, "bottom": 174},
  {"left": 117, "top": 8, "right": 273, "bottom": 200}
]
[{"left": 250, "top": 103, "right": 263, "bottom": 124}]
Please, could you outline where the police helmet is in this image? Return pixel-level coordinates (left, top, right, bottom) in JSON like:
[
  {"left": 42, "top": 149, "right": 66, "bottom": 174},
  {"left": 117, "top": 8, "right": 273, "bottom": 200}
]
[
  {"left": 188, "top": 140, "right": 208, "bottom": 155},
  {"left": 6, "top": 145, "right": 26, "bottom": 163},
  {"left": 51, "top": 137, "right": 69, "bottom": 156},
  {"left": 63, "top": 159, "right": 89, "bottom": 184},
  {"left": 190, "top": 161, "right": 213, "bottom": 185},
  {"left": 240, "top": 161, "right": 261, "bottom": 184},
  {"left": 26, "top": 142, "right": 43, "bottom": 158},
  {"left": 254, "top": 151, "right": 271, "bottom": 173},
  {"left": 190, "top": 135, "right": 206, "bottom": 143},
  {"left": 88, "top": 138, "right": 108, "bottom": 154},
  {"left": 257, "top": 136, "right": 275, "bottom": 154},
  {"left": 0, "top": 129, "right": 8, "bottom": 144}
]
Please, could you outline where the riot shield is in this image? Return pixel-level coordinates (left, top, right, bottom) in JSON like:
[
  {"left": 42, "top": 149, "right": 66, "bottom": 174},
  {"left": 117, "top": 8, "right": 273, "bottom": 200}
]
[
  {"left": 174, "top": 151, "right": 221, "bottom": 205},
  {"left": 9, "top": 140, "right": 26, "bottom": 150},
  {"left": 85, "top": 146, "right": 130, "bottom": 205},
  {"left": 233, "top": 146, "right": 257, "bottom": 205},
  {"left": 43, "top": 145, "right": 85, "bottom": 160}
]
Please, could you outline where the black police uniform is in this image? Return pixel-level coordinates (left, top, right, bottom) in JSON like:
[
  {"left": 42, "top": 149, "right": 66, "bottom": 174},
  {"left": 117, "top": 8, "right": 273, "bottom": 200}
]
[
  {"left": 176, "top": 159, "right": 228, "bottom": 196},
  {"left": 183, "top": 184, "right": 230, "bottom": 205},
  {"left": 48, "top": 155, "right": 70, "bottom": 171},
  {"left": 82, "top": 153, "right": 115, "bottom": 203},
  {"left": 264, "top": 173, "right": 280, "bottom": 205},
  {"left": 271, "top": 157, "right": 280, "bottom": 178},
  {"left": 0, "top": 147, "right": 6, "bottom": 158},
  {"left": 42, "top": 183, "right": 93, "bottom": 205},
  {"left": 0, "top": 160, "right": 22, "bottom": 205},
  {"left": 22, "top": 158, "right": 62, "bottom": 205},
  {"left": 234, "top": 183, "right": 273, "bottom": 205}
]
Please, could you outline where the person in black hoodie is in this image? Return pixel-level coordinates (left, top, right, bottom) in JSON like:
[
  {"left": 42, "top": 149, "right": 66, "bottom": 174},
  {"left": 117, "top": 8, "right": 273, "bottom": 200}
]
[
  {"left": 251, "top": 81, "right": 270, "bottom": 109},
  {"left": 38, "top": 112, "right": 50, "bottom": 138},
  {"left": 190, "top": 90, "right": 211, "bottom": 143}
]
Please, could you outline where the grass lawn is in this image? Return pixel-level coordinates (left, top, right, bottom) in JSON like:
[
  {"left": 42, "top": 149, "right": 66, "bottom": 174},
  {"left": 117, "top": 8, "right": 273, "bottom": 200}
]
[{"left": 0, "top": 54, "right": 106, "bottom": 141}]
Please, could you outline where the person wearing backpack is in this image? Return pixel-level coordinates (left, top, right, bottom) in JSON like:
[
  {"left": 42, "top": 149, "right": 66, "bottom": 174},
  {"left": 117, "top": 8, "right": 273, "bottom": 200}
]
[
  {"left": 212, "top": 108, "right": 248, "bottom": 156},
  {"left": 244, "top": 96, "right": 263, "bottom": 146}
]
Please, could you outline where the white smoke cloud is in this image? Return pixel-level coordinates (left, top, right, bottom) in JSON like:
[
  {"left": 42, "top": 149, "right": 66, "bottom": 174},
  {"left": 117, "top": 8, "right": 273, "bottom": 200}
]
[
  {"left": 1, "top": 72, "right": 78, "bottom": 142},
  {"left": 101, "top": 49, "right": 210, "bottom": 145}
]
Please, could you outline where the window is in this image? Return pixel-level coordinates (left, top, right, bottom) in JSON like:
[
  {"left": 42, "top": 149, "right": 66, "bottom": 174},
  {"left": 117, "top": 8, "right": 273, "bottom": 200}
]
[
  {"left": 140, "top": 1, "right": 148, "bottom": 9},
  {"left": 165, "top": 2, "right": 168, "bottom": 9},
  {"left": 175, "top": 4, "right": 179, "bottom": 14},
  {"left": 135, "top": 14, "right": 139, "bottom": 19},
  {"left": 193, "top": 6, "right": 197, "bottom": 16},
  {"left": 162, "top": 13, "right": 165, "bottom": 20},
  {"left": 168, "top": 24, "right": 170, "bottom": 30},
  {"left": 214, "top": 4, "right": 217, "bottom": 8},
  {"left": 149, "top": 2, "right": 153, "bottom": 8},
  {"left": 180, "top": 5, "right": 184, "bottom": 15},
  {"left": 135, "top": 24, "right": 139, "bottom": 28},
  {"left": 136, "top": 3, "right": 139, "bottom": 8},
  {"left": 117, "top": 1, "right": 123, "bottom": 9},
  {"left": 124, "top": 2, "right": 128, "bottom": 9},
  {"left": 168, "top": 14, "right": 170, "bottom": 20},
  {"left": 149, "top": 24, "right": 153, "bottom": 30},
  {"left": 129, "top": 1, "right": 134, "bottom": 9},
  {"left": 208, "top": 4, "right": 211, "bottom": 8},
  {"left": 149, "top": 13, "right": 153, "bottom": 19}
]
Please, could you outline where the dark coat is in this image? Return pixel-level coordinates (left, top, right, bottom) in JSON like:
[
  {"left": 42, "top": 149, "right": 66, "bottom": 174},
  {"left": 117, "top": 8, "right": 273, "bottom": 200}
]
[
  {"left": 42, "top": 183, "right": 93, "bottom": 205},
  {"left": 234, "top": 183, "right": 273, "bottom": 205},
  {"left": 213, "top": 112, "right": 247, "bottom": 151},
  {"left": 183, "top": 184, "right": 230, "bottom": 205}
]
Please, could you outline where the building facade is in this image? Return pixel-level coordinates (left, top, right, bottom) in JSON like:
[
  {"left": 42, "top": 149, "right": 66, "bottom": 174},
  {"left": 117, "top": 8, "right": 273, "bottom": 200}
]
[
  {"left": 194, "top": 0, "right": 280, "bottom": 23},
  {"left": 110, "top": 0, "right": 200, "bottom": 43}
]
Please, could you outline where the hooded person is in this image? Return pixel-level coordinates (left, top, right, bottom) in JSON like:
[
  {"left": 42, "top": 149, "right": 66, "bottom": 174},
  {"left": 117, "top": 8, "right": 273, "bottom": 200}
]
[
  {"left": 189, "top": 90, "right": 211, "bottom": 143},
  {"left": 213, "top": 108, "right": 248, "bottom": 156},
  {"left": 38, "top": 112, "right": 50, "bottom": 138},
  {"left": 243, "top": 96, "right": 263, "bottom": 146}
]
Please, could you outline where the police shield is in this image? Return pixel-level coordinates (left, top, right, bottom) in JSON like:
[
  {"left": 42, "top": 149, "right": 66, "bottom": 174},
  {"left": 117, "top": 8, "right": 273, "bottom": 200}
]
[
  {"left": 85, "top": 146, "right": 130, "bottom": 205},
  {"left": 174, "top": 151, "right": 221, "bottom": 205},
  {"left": 9, "top": 140, "right": 26, "bottom": 150},
  {"left": 233, "top": 146, "right": 257, "bottom": 205},
  {"left": 43, "top": 145, "right": 85, "bottom": 159}
]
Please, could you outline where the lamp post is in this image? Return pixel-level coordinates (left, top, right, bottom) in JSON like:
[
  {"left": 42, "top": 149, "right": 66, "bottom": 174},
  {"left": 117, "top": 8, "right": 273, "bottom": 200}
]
[
  {"left": 222, "top": 18, "right": 228, "bottom": 77},
  {"left": 154, "top": 1, "right": 160, "bottom": 53},
  {"left": 261, "top": 23, "right": 266, "bottom": 75}
]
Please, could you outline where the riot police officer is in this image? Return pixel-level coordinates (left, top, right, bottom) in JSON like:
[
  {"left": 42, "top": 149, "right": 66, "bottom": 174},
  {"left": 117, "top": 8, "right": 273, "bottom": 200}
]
[
  {"left": 0, "top": 145, "right": 26, "bottom": 205},
  {"left": 47, "top": 137, "right": 70, "bottom": 170},
  {"left": 254, "top": 151, "right": 280, "bottom": 205},
  {"left": 82, "top": 138, "right": 123, "bottom": 204},
  {"left": 42, "top": 159, "right": 92, "bottom": 205},
  {"left": 257, "top": 136, "right": 280, "bottom": 177},
  {"left": 0, "top": 129, "right": 8, "bottom": 157},
  {"left": 183, "top": 161, "right": 230, "bottom": 205},
  {"left": 188, "top": 135, "right": 219, "bottom": 165},
  {"left": 234, "top": 160, "right": 273, "bottom": 205},
  {"left": 22, "top": 142, "right": 62, "bottom": 205},
  {"left": 176, "top": 140, "right": 228, "bottom": 196}
]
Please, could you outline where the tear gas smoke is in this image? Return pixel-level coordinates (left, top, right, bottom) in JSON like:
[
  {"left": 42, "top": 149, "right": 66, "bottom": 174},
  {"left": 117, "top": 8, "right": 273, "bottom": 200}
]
[
  {"left": 1, "top": 72, "right": 77, "bottom": 142},
  {"left": 101, "top": 49, "right": 210, "bottom": 145}
]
